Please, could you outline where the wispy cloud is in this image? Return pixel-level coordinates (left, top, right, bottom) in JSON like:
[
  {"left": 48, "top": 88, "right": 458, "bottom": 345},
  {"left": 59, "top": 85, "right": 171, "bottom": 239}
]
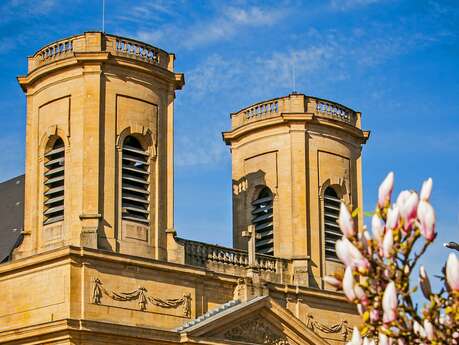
[
  {"left": 121, "top": 4, "right": 288, "bottom": 50},
  {"left": 329, "top": 0, "right": 387, "bottom": 11}
]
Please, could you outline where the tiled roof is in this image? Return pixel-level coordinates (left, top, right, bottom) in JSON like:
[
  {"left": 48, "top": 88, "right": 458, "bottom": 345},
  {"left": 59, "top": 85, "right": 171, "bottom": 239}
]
[
  {"left": 175, "top": 296, "right": 267, "bottom": 332},
  {"left": 0, "top": 175, "right": 24, "bottom": 263}
]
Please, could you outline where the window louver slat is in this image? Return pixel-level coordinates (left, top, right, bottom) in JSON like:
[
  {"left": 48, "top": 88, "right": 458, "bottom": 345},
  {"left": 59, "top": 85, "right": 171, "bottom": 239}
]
[
  {"left": 324, "top": 187, "right": 341, "bottom": 260},
  {"left": 122, "top": 136, "right": 149, "bottom": 225},
  {"left": 252, "top": 187, "right": 274, "bottom": 256},
  {"left": 44, "top": 138, "right": 65, "bottom": 225}
]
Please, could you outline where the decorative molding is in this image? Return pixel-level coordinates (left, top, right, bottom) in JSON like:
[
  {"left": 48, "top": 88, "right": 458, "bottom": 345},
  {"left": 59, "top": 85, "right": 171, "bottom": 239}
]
[
  {"left": 92, "top": 278, "right": 191, "bottom": 318},
  {"left": 223, "top": 318, "right": 290, "bottom": 345},
  {"left": 305, "top": 314, "right": 352, "bottom": 341}
]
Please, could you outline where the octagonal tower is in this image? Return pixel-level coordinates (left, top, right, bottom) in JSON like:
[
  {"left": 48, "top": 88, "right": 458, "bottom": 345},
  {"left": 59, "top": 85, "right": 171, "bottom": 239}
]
[
  {"left": 15, "top": 32, "right": 184, "bottom": 260},
  {"left": 223, "top": 93, "right": 370, "bottom": 287}
]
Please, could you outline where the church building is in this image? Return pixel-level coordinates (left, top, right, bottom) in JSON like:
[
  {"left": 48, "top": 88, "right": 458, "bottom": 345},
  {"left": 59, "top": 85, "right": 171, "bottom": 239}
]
[{"left": 0, "top": 32, "right": 369, "bottom": 345}]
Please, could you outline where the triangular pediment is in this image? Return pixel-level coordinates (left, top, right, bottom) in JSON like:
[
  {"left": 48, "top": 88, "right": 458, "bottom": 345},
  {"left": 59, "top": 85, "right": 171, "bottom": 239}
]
[{"left": 177, "top": 297, "right": 330, "bottom": 345}]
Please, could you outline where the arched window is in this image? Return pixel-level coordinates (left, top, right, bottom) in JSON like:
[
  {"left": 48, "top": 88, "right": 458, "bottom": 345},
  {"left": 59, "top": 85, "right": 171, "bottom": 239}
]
[
  {"left": 44, "top": 138, "right": 65, "bottom": 225},
  {"left": 121, "top": 136, "right": 149, "bottom": 224},
  {"left": 324, "top": 187, "right": 341, "bottom": 259},
  {"left": 251, "top": 187, "right": 274, "bottom": 256}
]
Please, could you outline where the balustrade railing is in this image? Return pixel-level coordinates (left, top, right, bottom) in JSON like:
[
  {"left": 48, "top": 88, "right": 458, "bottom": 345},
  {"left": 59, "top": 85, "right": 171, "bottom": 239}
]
[
  {"left": 244, "top": 100, "right": 279, "bottom": 121},
  {"left": 315, "top": 100, "right": 353, "bottom": 123},
  {"left": 182, "top": 239, "right": 281, "bottom": 272},
  {"left": 114, "top": 37, "right": 161, "bottom": 65},
  {"left": 28, "top": 33, "right": 170, "bottom": 72}
]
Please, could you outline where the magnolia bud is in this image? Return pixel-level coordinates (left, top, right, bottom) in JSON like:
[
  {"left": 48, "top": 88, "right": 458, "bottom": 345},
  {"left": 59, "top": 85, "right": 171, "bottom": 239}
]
[
  {"left": 382, "top": 281, "right": 397, "bottom": 323},
  {"left": 339, "top": 202, "right": 355, "bottom": 238},
  {"left": 386, "top": 206, "right": 399, "bottom": 230},
  {"left": 424, "top": 319, "right": 434, "bottom": 340},
  {"left": 378, "top": 172, "right": 394, "bottom": 207},
  {"left": 417, "top": 201, "right": 436, "bottom": 241},
  {"left": 419, "top": 266, "right": 432, "bottom": 299},
  {"left": 324, "top": 276, "right": 342, "bottom": 289},
  {"left": 343, "top": 266, "right": 356, "bottom": 301},
  {"left": 420, "top": 178, "right": 433, "bottom": 201},
  {"left": 446, "top": 253, "right": 459, "bottom": 291},
  {"left": 382, "top": 230, "right": 393, "bottom": 258},
  {"left": 371, "top": 215, "right": 385, "bottom": 242},
  {"left": 336, "top": 238, "right": 364, "bottom": 268},
  {"left": 379, "top": 333, "right": 389, "bottom": 345},
  {"left": 396, "top": 190, "right": 418, "bottom": 228},
  {"left": 413, "top": 320, "right": 426, "bottom": 337},
  {"left": 354, "top": 285, "right": 368, "bottom": 305},
  {"left": 370, "top": 309, "right": 380, "bottom": 322},
  {"left": 347, "top": 327, "right": 362, "bottom": 345}
]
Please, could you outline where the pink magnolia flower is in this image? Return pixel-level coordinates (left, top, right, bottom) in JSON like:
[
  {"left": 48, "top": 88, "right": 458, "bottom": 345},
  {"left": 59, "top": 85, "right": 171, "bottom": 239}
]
[
  {"left": 424, "top": 319, "right": 434, "bottom": 340},
  {"left": 378, "top": 172, "right": 394, "bottom": 207},
  {"left": 354, "top": 285, "right": 368, "bottom": 305},
  {"left": 382, "top": 281, "right": 397, "bottom": 323},
  {"left": 339, "top": 202, "right": 355, "bottom": 238},
  {"left": 420, "top": 177, "right": 433, "bottom": 201},
  {"left": 446, "top": 253, "right": 459, "bottom": 291},
  {"left": 396, "top": 190, "right": 418, "bottom": 228},
  {"left": 382, "top": 229, "right": 393, "bottom": 258},
  {"left": 323, "top": 276, "right": 342, "bottom": 289},
  {"left": 343, "top": 266, "right": 356, "bottom": 301},
  {"left": 386, "top": 206, "right": 399, "bottom": 230},
  {"left": 413, "top": 320, "right": 426, "bottom": 338},
  {"left": 419, "top": 266, "right": 432, "bottom": 299},
  {"left": 371, "top": 214, "right": 385, "bottom": 242},
  {"left": 417, "top": 201, "right": 436, "bottom": 241},
  {"left": 347, "top": 327, "right": 362, "bottom": 345},
  {"left": 370, "top": 309, "right": 380, "bottom": 322},
  {"left": 378, "top": 333, "right": 389, "bottom": 345},
  {"left": 336, "top": 238, "right": 367, "bottom": 269}
]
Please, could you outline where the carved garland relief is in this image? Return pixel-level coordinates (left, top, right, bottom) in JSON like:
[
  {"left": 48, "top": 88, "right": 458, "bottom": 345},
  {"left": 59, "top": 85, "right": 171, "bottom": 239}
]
[
  {"left": 305, "top": 314, "right": 353, "bottom": 341},
  {"left": 223, "top": 318, "right": 290, "bottom": 345},
  {"left": 92, "top": 278, "right": 191, "bottom": 318}
]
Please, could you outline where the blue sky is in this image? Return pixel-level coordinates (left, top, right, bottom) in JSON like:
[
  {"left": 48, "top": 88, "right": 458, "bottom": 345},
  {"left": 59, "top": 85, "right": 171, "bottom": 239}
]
[{"left": 0, "top": 0, "right": 458, "bottom": 288}]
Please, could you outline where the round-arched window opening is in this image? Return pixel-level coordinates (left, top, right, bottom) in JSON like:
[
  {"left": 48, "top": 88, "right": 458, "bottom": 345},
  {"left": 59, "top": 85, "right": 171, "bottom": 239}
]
[
  {"left": 251, "top": 187, "right": 274, "bottom": 256},
  {"left": 323, "top": 187, "right": 341, "bottom": 260},
  {"left": 121, "top": 136, "right": 150, "bottom": 224},
  {"left": 44, "top": 138, "right": 65, "bottom": 225}
]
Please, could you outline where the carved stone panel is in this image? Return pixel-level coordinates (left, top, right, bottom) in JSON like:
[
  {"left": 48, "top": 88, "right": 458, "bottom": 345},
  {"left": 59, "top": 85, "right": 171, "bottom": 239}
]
[{"left": 216, "top": 316, "right": 291, "bottom": 345}]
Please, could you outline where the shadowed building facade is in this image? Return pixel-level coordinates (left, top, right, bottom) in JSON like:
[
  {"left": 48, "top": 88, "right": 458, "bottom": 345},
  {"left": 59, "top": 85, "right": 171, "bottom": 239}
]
[{"left": 0, "top": 32, "right": 369, "bottom": 345}]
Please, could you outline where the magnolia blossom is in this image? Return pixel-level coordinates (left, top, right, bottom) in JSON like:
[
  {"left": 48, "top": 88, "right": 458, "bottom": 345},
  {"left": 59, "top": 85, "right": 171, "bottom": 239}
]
[
  {"left": 371, "top": 214, "right": 385, "bottom": 242},
  {"left": 378, "top": 172, "right": 394, "bottom": 207},
  {"left": 347, "top": 327, "right": 362, "bottom": 345},
  {"left": 323, "top": 275, "right": 342, "bottom": 289},
  {"left": 446, "top": 253, "right": 459, "bottom": 291},
  {"left": 419, "top": 266, "right": 432, "bottom": 299},
  {"left": 378, "top": 333, "right": 389, "bottom": 345},
  {"left": 382, "top": 281, "right": 398, "bottom": 323},
  {"left": 336, "top": 238, "right": 368, "bottom": 269},
  {"left": 382, "top": 229, "right": 393, "bottom": 258},
  {"left": 386, "top": 206, "right": 400, "bottom": 230},
  {"left": 424, "top": 319, "right": 434, "bottom": 340},
  {"left": 413, "top": 320, "right": 426, "bottom": 337},
  {"left": 354, "top": 284, "right": 368, "bottom": 305},
  {"left": 417, "top": 201, "right": 436, "bottom": 241},
  {"left": 343, "top": 266, "right": 356, "bottom": 301},
  {"left": 339, "top": 202, "right": 355, "bottom": 238},
  {"left": 396, "top": 190, "right": 418, "bottom": 228},
  {"left": 420, "top": 177, "right": 432, "bottom": 201}
]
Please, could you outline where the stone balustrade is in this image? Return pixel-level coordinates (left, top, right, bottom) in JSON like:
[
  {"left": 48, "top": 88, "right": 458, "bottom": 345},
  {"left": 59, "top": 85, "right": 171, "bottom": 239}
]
[
  {"left": 28, "top": 32, "right": 171, "bottom": 72},
  {"left": 182, "top": 239, "right": 283, "bottom": 272},
  {"left": 315, "top": 100, "right": 352, "bottom": 124},
  {"left": 230, "top": 93, "right": 358, "bottom": 129}
]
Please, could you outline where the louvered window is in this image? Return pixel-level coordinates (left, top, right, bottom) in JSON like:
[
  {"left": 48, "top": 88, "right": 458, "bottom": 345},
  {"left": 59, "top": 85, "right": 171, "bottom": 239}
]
[
  {"left": 44, "top": 138, "right": 65, "bottom": 225},
  {"left": 251, "top": 187, "right": 274, "bottom": 256},
  {"left": 122, "top": 136, "right": 149, "bottom": 224},
  {"left": 324, "top": 187, "right": 341, "bottom": 259}
]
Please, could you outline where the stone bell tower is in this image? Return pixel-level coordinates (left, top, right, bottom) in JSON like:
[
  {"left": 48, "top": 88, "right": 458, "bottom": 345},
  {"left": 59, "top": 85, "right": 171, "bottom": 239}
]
[
  {"left": 15, "top": 32, "right": 184, "bottom": 260},
  {"left": 223, "top": 93, "right": 369, "bottom": 286}
]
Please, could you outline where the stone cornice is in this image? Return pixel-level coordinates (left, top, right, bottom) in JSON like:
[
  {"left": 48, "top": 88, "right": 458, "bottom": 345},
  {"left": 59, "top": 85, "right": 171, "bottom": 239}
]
[
  {"left": 0, "top": 246, "right": 353, "bottom": 306},
  {"left": 222, "top": 112, "right": 369, "bottom": 145},
  {"left": 17, "top": 52, "right": 184, "bottom": 93}
]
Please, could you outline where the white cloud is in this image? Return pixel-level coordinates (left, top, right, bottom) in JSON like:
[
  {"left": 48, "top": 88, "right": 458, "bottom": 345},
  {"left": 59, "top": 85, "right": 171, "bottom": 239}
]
[{"left": 329, "top": 0, "right": 386, "bottom": 11}]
